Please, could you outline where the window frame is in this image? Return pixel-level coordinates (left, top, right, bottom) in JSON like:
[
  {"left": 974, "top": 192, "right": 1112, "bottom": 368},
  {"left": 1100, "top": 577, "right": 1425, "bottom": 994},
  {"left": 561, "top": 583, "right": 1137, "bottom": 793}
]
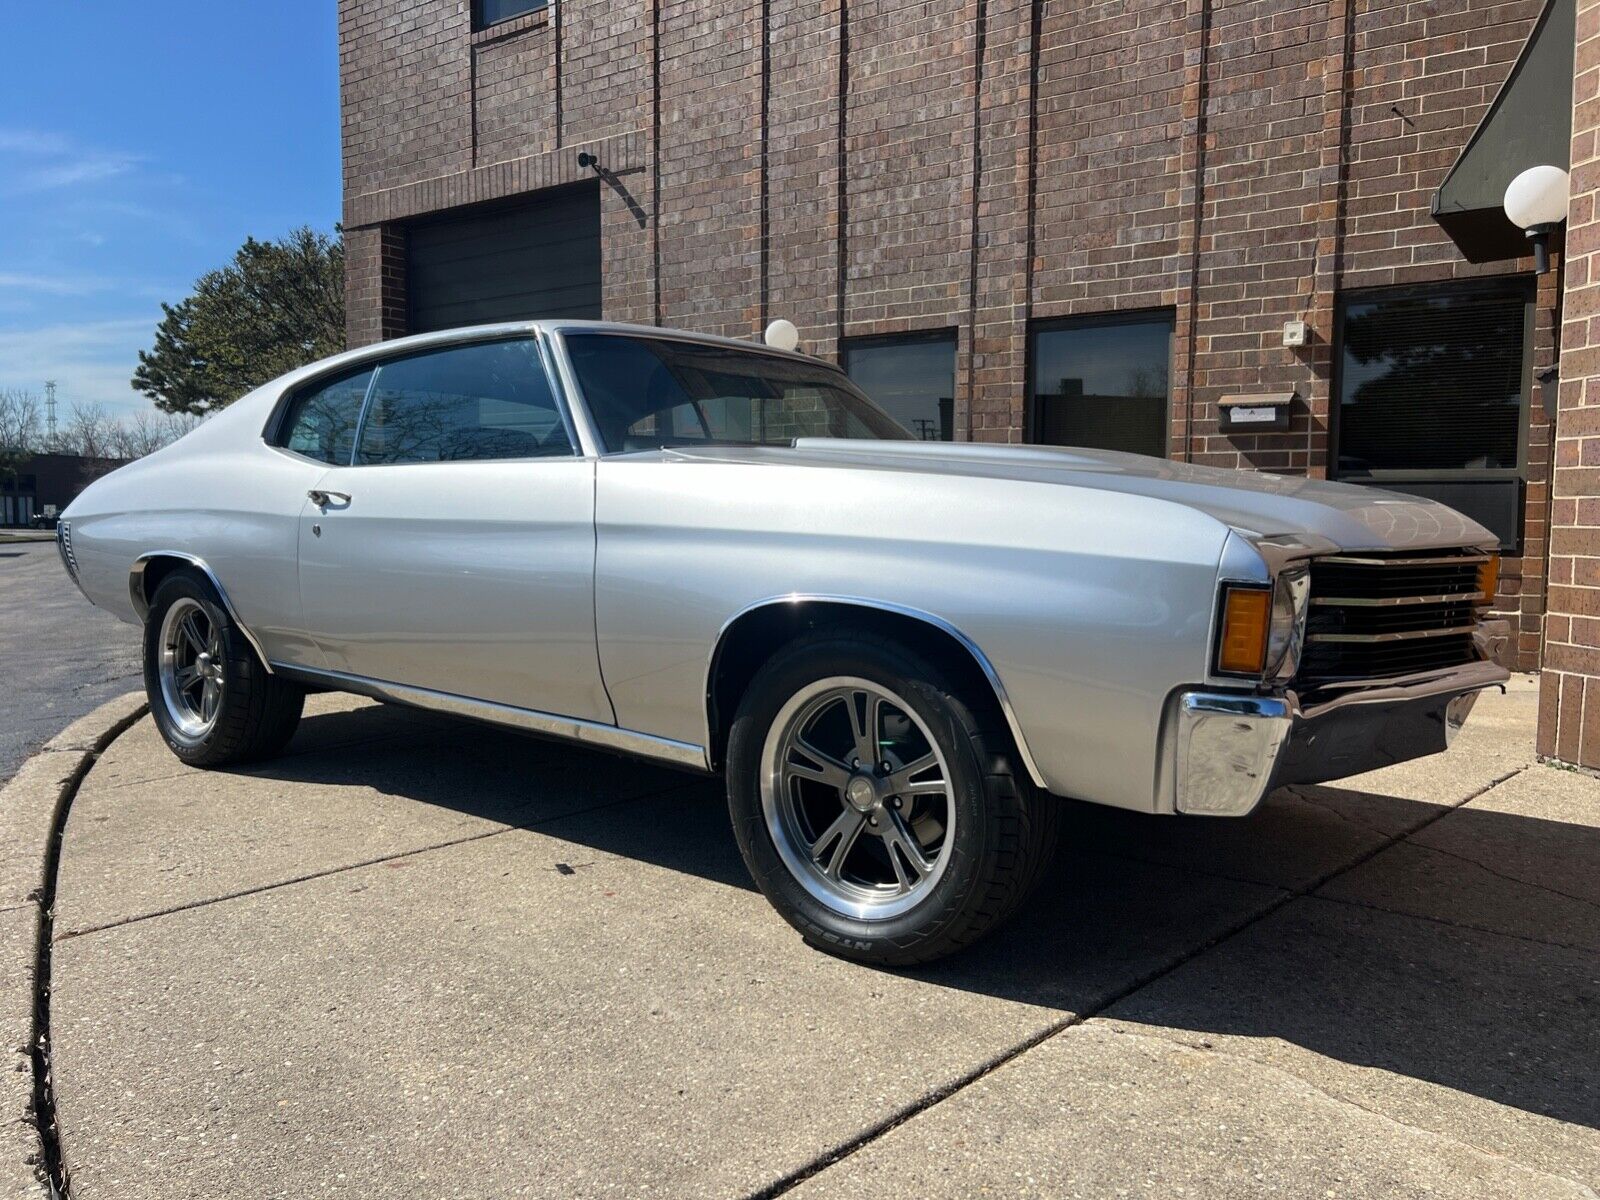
[
  {"left": 471, "top": 0, "right": 549, "bottom": 32},
  {"left": 840, "top": 327, "right": 959, "bottom": 443},
  {"left": 1025, "top": 308, "right": 1176, "bottom": 457},
  {"left": 265, "top": 332, "right": 582, "bottom": 468},
  {"left": 1329, "top": 277, "right": 1535, "bottom": 486}
]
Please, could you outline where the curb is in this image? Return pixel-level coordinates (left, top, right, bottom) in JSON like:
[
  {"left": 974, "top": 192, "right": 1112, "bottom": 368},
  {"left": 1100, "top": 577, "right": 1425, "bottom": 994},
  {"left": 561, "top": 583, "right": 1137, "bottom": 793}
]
[{"left": 0, "top": 693, "right": 147, "bottom": 1199}]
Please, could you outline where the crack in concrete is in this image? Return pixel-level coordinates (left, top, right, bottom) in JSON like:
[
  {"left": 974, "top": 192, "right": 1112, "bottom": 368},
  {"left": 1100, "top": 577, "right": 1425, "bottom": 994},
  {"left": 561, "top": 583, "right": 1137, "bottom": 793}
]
[
  {"left": 749, "top": 765, "right": 1534, "bottom": 1198},
  {"left": 53, "top": 779, "right": 707, "bottom": 942},
  {"left": 1082, "top": 1023, "right": 1600, "bottom": 1199},
  {"left": 1313, "top": 890, "right": 1596, "bottom": 954},
  {"left": 1402, "top": 839, "right": 1600, "bottom": 910}
]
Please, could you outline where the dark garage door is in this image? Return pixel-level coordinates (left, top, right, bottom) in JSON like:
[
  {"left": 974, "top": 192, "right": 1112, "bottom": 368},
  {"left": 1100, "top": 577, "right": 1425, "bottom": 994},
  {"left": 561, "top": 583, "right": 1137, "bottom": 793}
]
[{"left": 406, "top": 183, "right": 602, "bottom": 333}]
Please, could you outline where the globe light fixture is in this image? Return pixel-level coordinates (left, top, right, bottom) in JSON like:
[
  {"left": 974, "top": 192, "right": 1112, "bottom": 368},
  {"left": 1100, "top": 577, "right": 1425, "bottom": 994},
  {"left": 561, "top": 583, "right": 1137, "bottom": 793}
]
[
  {"left": 1503, "top": 164, "right": 1570, "bottom": 274},
  {"left": 764, "top": 318, "right": 801, "bottom": 353}
]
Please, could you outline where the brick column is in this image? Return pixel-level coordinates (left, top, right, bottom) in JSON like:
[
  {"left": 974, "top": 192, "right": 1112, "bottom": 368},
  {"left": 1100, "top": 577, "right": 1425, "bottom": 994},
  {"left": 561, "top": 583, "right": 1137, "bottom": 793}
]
[
  {"left": 344, "top": 224, "right": 408, "bottom": 349},
  {"left": 1540, "top": 0, "right": 1600, "bottom": 765}
]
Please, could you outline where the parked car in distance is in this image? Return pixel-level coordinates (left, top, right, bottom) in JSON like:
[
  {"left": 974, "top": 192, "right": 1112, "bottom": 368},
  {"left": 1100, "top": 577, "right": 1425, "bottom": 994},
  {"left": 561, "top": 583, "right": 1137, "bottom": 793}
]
[{"left": 57, "top": 321, "right": 1511, "bottom": 964}]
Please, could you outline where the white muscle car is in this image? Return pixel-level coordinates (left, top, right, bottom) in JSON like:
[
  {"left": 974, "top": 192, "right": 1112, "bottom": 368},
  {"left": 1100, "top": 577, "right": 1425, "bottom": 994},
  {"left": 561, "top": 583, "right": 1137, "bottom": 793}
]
[{"left": 59, "top": 321, "right": 1510, "bottom": 963}]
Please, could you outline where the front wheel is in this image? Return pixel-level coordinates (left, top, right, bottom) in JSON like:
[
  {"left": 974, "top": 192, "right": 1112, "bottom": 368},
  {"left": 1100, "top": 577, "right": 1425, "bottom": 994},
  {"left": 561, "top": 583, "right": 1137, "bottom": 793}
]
[
  {"left": 726, "top": 634, "right": 1058, "bottom": 965},
  {"left": 143, "top": 570, "right": 305, "bottom": 767}
]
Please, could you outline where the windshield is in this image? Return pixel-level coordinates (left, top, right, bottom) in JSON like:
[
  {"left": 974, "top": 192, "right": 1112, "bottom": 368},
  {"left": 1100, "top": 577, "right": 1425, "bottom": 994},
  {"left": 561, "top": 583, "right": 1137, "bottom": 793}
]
[{"left": 563, "top": 333, "right": 912, "bottom": 453}]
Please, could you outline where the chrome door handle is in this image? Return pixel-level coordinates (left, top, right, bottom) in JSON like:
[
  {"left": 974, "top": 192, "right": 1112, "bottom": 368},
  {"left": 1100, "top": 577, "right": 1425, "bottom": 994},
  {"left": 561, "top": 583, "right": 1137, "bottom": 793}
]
[{"left": 308, "top": 489, "right": 351, "bottom": 507}]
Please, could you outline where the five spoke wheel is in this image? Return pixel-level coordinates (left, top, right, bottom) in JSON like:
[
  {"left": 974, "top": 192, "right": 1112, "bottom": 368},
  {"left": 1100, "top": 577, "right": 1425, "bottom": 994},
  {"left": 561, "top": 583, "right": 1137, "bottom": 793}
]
[
  {"left": 761, "top": 678, "right": 954, "bottom": 920},
  {"left": 157, "top": 596, "right": 225, "bottom": 743}
]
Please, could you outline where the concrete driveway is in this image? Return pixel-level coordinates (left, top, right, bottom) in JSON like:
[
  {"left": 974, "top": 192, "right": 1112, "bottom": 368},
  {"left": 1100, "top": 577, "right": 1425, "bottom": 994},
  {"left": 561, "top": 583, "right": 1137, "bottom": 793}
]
[{"left": 41, "top": 676, "right": 1600, "bottom": 1197}]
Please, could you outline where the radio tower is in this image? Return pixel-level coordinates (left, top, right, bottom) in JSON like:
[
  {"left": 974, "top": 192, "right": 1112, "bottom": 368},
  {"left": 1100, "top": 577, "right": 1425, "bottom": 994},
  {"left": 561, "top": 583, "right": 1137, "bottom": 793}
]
[{"left": 44, "top": 381, "right": 58, "bottom": 450}]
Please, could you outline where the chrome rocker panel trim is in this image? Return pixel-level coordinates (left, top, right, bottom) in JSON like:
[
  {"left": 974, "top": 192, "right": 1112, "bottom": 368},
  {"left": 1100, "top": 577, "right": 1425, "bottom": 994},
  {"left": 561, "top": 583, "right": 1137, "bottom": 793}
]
[
  {"left": 272, "top": 662, "right": 711, "bottom": 773},
  {"left": 1173, "top": 656, "right": 1509, "bottom": 818},
  {"left": 129, "top": 551, "right": 276, "bottom": 675}
]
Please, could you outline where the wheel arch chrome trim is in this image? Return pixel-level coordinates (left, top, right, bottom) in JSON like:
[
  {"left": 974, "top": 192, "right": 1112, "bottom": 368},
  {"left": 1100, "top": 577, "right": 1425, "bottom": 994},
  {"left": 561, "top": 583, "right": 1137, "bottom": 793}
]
[
  {"left": 703, "top": 594, "right": 1049, "bottom": 790},
  {"left": 270, "top": 662, "right": 710, "bottom": 772},
  {"left": 128, "top": 551, "right": 275, "bottom": 675}
]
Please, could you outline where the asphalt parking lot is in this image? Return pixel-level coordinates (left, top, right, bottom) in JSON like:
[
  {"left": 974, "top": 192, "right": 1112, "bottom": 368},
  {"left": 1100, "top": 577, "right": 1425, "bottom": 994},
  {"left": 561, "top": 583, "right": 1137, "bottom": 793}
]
[
  {"left": 0, "top": 538, "right": 140, "bottom": 784},
  {"left": 24, "top": 675, "right": 1599, "bottom": 1198}
]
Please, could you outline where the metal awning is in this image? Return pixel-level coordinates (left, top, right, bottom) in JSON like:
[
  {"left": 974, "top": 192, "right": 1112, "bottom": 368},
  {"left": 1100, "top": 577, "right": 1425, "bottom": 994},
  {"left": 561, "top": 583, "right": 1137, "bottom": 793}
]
[{"left": 1432, "top": 0, "right": 1573, "bottom": 263}]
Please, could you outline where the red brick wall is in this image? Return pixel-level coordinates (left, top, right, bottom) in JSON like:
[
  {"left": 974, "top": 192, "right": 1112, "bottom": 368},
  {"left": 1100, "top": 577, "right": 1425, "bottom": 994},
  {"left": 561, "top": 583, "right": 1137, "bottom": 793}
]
[
  {"left": 340, "top": 0, "right": 1557, "bottom": 666},
  {"left": 1541, "top": 0, "right": 1600, "bottom": 764}
]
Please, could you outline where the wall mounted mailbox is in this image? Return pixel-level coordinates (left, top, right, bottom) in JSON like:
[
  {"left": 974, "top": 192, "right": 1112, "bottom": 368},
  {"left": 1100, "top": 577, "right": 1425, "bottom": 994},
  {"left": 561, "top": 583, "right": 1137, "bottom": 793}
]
[{"left": 1218, "top": 392, "right": 1295, "bottom": 434}]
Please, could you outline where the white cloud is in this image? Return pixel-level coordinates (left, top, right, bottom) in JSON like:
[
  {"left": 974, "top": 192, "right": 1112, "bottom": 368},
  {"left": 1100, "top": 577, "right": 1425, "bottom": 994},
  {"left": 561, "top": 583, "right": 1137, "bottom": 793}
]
[
  {"left": 0, "top": 129, "right": 71, "bottom": 155},
  {"left": 0, "top": 127, "right": 142, "bottom": 195},
  {"left": 0, "top": 317, "right": 160, "bottom": 418},
  {"left": 0, "top": 272, "right": 114, "bottom": 296}
]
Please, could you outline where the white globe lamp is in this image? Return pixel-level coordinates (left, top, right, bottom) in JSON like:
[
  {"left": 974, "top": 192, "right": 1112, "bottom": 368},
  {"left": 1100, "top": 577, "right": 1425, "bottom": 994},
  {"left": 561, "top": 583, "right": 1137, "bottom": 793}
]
[
  {"left": 1503, "top": 165, "right": 1570, "bottom": 274},
  {"left": 763, "top": 318, "right": 801, "bottom": 353}
]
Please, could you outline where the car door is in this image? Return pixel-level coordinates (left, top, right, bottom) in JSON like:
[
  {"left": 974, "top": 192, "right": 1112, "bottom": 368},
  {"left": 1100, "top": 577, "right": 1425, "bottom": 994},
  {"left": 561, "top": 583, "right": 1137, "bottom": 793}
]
[{"left": 295, "top": 334, "right": 613, "bottom": 724}]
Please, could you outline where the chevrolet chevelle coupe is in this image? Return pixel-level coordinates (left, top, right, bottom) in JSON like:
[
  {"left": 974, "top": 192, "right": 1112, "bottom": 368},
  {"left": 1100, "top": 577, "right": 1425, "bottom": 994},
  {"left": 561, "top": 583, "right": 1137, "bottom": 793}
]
[{"left": 58, "top": 320, "right": 1510, "bottom": 963}]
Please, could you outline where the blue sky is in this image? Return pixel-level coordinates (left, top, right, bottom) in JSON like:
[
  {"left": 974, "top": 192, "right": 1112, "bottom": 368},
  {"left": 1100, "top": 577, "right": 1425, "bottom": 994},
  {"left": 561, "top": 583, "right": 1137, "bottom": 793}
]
[{"left": 0, "top": 2, "right": 341, "bottom": 418}]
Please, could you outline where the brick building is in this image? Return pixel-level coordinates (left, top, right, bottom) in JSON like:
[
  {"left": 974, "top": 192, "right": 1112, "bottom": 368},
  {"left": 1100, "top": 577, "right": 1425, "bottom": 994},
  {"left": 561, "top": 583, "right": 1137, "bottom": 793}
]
[{"left": 339, "top": 0, "right": 1586, "bottom": 715}]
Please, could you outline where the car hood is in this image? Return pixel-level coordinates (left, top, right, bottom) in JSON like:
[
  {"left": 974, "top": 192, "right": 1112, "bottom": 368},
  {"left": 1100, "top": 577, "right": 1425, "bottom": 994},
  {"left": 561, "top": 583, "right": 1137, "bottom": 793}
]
[{"left": 662, "top": 440, "right": 1496, "bottom": 552}]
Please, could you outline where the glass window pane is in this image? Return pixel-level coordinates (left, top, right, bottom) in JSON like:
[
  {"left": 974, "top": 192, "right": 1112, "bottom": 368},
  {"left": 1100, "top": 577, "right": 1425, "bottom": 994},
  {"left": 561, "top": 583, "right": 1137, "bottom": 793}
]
[
  {"left": 1337, "top": 288, "right": 1525, "bottom": 474},
  {"left": 279, "top": 367, "right": 373, "bottom": 465},
  {"left": 843, "top": 335, "right": 956, "bottom": 441},
  {"left": 475, "top": 0, "right": 546, "bottom": 28},
  {"left": 565, "top": 334, "right": 911, "bottom": 453},
  {"left": 357, "top": 339, "right": 572, "bottom": 465},
  {"left": 1030, "top": 316, "right": 1172, "bottom": 457}
]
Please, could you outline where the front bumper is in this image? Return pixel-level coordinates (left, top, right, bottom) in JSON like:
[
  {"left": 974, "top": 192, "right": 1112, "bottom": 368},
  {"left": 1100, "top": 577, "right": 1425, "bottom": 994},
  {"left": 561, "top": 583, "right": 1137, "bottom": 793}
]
[{"left": 1172, "top": 655, "right": 1510, "bottom": 817}]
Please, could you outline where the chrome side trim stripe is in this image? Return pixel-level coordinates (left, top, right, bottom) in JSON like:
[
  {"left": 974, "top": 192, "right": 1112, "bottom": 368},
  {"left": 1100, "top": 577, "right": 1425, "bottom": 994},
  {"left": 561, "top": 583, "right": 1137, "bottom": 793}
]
[{"left": 270, "top": 663, "right": 712, "bottom": 773}]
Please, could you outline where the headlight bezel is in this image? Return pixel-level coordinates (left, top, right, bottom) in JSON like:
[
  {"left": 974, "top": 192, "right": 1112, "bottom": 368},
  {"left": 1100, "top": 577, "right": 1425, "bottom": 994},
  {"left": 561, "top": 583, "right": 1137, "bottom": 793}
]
[{"left": 1212, "top": 564, "right": 1311, "bottom": 683}]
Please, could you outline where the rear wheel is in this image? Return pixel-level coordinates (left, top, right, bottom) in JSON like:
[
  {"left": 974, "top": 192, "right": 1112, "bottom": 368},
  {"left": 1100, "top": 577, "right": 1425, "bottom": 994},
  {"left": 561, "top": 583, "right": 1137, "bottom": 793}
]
[
  {"left": 143, "top": 570, "right": 304, "bottom": 767},
  {"left": 727, "top": 633, "right": 1058, "bottom": 965}
]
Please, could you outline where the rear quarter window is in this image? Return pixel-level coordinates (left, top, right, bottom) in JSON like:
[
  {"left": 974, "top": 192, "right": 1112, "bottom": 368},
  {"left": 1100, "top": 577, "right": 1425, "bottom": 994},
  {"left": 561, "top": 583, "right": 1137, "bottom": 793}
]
[{"left": 275, "top": 367, "right": 374, "bottom": 465}]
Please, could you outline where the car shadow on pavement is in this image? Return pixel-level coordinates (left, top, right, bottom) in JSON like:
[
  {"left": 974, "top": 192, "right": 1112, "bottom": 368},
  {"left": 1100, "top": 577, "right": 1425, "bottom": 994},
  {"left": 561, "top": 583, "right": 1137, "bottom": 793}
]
[{"left": 254, "top": 702, "right": 1600, "bottom": 1136}]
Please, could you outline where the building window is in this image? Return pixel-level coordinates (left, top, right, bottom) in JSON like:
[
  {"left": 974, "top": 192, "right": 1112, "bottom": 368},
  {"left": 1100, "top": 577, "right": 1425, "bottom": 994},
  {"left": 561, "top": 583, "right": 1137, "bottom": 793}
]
[
  {"left": 1334, "top": 281, "right": 1531, "bottom": 550},
  {"left": 473, "top": 0, "right": 547, "bottom": 30},
  {"left": 842, "top": 332, "right": 957, "bottom": 441},
  {"left": 1029, "top": 312, "right": 1173, "bottom": 457}
]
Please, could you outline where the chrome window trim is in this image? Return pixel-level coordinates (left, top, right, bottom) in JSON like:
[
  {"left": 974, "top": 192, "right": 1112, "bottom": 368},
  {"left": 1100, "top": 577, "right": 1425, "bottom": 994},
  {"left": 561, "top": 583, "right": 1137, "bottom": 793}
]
[
  {"left": 129, "top": 552, "right": 275, "bottom": 675},
  {"left": 270, "top": 662, "right": 709, "bottom": 772},
  {"left": 703, "top": 594, "right": 1049, "bottom": 789}
]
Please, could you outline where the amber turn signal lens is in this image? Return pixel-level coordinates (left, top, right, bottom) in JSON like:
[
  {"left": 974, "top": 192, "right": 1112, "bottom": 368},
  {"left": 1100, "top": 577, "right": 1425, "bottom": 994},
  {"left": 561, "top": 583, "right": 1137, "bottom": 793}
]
[
  {"left": 1217, "top": 586, "right": 1272, "bottom": 676},
  {"left": 1477, "top": 554, "right": 1500, "bottom": 606}
]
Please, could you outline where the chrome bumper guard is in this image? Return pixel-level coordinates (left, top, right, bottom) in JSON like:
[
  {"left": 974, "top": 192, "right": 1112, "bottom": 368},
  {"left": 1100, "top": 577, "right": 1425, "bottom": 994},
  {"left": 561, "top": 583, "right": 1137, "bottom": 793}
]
[{"left": 1173, "top": 642, "right": 1510, "bottom": 818}]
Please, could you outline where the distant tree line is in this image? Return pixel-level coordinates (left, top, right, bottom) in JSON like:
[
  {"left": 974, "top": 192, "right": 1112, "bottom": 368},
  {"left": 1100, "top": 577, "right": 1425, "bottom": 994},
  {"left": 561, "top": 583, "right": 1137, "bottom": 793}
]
[{"left": 0, "top": 387, "right": 198, "bottom": 463}]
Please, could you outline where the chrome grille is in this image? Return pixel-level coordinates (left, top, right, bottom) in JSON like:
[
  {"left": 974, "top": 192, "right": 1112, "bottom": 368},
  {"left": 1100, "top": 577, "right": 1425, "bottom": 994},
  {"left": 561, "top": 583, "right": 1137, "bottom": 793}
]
[{"left": 1296, "top": 551, "right": 1485, "bottom": 689}]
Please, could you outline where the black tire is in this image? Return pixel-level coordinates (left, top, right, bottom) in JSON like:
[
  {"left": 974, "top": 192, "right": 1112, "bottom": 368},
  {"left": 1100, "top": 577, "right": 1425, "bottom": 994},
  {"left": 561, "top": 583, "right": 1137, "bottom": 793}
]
[
  {"left": 726, "top": 632, "right": 1058, "bottom": 966},
  {"left": 142, "top": 569, "right": 304, "bottom": 767}
]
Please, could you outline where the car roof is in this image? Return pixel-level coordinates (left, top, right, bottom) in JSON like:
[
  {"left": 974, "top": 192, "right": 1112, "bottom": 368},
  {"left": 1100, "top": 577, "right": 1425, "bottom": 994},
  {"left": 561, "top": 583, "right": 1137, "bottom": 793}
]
[{"left": 312, "top": 319, "right": 841, "bottom": 377}]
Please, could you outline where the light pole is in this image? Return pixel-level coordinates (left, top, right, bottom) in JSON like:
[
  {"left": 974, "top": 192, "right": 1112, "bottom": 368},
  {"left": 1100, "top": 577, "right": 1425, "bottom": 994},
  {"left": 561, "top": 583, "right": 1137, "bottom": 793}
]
[{"left": 1503, "top": 164, "right": 1570, "bottom": 275}]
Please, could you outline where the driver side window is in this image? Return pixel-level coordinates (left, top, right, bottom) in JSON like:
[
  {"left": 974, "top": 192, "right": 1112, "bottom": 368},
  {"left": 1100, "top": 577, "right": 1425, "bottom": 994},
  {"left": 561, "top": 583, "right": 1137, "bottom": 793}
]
[{"left": 356, "top": 338, "right": 574, "bottom": 465}]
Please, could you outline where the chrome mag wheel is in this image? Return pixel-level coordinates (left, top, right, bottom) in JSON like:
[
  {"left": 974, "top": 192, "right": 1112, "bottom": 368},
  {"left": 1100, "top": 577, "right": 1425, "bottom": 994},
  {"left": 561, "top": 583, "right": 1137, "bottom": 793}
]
[
  {"left": 760, "top": 676, "right": 955, "bottom": 920},
  {"left": 157, "top": 596, "right": 225, "bottom": 744}
]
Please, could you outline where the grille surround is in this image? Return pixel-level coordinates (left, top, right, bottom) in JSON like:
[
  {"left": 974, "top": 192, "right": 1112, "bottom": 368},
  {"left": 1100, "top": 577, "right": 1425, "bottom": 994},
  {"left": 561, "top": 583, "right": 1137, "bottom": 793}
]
[{"left": 1295, "top": 551, "right": 1487, "bottom": 692}]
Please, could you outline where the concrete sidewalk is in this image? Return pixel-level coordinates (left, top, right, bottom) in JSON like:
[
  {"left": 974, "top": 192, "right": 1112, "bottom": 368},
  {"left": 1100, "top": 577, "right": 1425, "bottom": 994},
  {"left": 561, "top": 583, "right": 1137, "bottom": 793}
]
[{"left": 36, "top": 676, "right": 1600, "bottom": 1197}]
